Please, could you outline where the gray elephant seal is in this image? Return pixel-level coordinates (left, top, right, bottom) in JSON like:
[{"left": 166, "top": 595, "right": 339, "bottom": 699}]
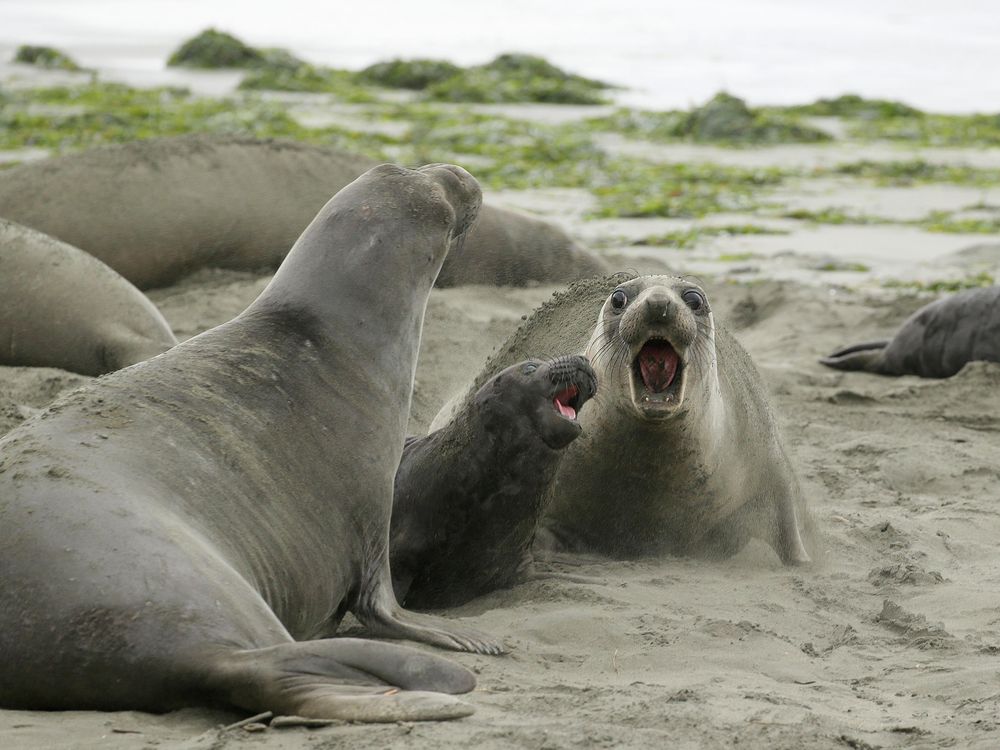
[
  {"left": 0, "top": 135, "right": 607, "bottom": 289},
  {"left": 391, "top": 356, "right": 597, "bottom": 609},
  {"left": 433, "top": 274, "right": 811, "bottom": 564},
  {"left": 0, "top": 219, "right": 177, "bottom": 375},
  {"left": 0, "top": 163, "right": 502, "bottom": 723},
  {"left": 820, "top": 286, "right": 1000, "bottom": 378}
]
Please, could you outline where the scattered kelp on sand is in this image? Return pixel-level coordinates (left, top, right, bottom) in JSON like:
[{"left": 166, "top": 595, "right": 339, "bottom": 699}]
[
  {"left": 589, "top": 92, "right": 832, "bottom": 145},
  {"left": 777, "top": 93, "right": 922, "bottom": 119},
  {"left": 0, "top": 82, "right": 391, "bottom": 154},
  {"left": 883, "top": 271, "right": 995, "bottom": 292},
  {"left": 633, "top": 224, "right": 789, "bottom": 248},
  {"left": 238, "top": 65, "right": 375, "bottom": 100},
  {"left": 832, "top": 160, "right": 1000, "bottom": 187},
  {"left": 12, "top": 45, "right": 82, "bottom": 72}
]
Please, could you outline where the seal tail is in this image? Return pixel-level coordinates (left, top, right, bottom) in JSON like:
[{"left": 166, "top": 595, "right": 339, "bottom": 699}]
[
  {"left": 819, "top": 340, "right": 889, "bottom": 372},
  {"left": 212, "top": 638, "right": 476, "bottom": 722}
]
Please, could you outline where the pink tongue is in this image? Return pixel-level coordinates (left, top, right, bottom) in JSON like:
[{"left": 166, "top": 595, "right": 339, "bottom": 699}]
[
  {"left": 638, "top": 341, "right": 679, "bottom": 392},
  {"left": 554, "top": 386, "right": 578, "bottom": 419}
]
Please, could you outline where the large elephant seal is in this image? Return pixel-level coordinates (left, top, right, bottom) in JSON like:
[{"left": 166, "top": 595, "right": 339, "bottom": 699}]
[
  {"left": 0, "top": 219, "right": 177, "bottom": 375},
  {"left": 391, "top": 355, "right": 597, "bottom": 609},
  {"left": 0, "top": 135, "right": 607, "bottom": 289},
  {"left": 432, "top": 274, "right": 811, "bottom": 564},
  {"left": 0, "top": 163, "right": 502, "bottom": 723},
  {"left": 820, "top": 286, "right": 1000, "bottom": 378}
]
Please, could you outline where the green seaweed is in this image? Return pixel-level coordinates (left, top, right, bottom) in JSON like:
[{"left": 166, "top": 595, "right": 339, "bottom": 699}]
[
  {"left": 589, "top": 93, "right": 831, "bottom": 145},
  {"left": 357, "top": 58, "right": 462, "bottom": 90},
  {"left": 919, "top": 211, "right": 1000, "bottom": 234},
  {"left": 817, "top": 261, "right": 871, "bottom": 272},
  {"left": 832, "top": 160, "right": 1000, "bottom": 187},
  {"left": 780, "top": 94, "right": 922, "bottom": 119},
  {"left": 847, "top": 113, "right": 1000, "bottom": 147},
  {"left": 238, "top": 64, "right": 374, "bottom": 100},
  {"left": 634, "top": 224, "right": 788, "bottom": 248},
  {"left": 167, "top": 29, "right": 265, "bottom": 68},
  {"left": 13, "top": 45, "right": 82, "bottom": 72},
  {"left": 883, "top": 272, "right": 995, "bottom": 292},
  {"left": 781, "top": 208, "right": 890, "bottom": 225},
  {"left": 425, "top": 53, "right": 611, "bottom": 105}
]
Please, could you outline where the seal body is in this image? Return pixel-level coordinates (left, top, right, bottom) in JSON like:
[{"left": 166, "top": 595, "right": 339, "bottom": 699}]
[
  {"left": 433, "top": 274, "right": 811, "bottom": 564},
  {"left": 0, "top": 135, "right": 607, "bottom": 289},
  {"left": 0, "top": 219, "right": 177, "bottom": 375},
  {"left": 0, "top": 163, "right": 501, "bottom": 723},
  {"left": 820, "top": 286, "right": 1000, "bottom": 378},
  {"left": 391, "top": 356, "right": 597, "bottom": 609}
]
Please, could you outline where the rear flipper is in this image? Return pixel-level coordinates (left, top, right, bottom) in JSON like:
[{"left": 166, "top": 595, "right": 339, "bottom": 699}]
[
  {"left": 819, "top": 340, "right": 889, "bottom": 372},
  {"left": 213, "top": 638, "right": 476, "bottom": 722}
]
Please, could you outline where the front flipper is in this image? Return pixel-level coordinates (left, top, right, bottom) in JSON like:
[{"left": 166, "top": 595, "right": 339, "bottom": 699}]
[
  {"left": 819, "top": 340, "right": 889, "bottom": 373},
  {"left": 357, "top": 561, "right": 506, "bottom": 655},
  {"left": 213, "top": 638, "right": 476, "bottom": 722}
]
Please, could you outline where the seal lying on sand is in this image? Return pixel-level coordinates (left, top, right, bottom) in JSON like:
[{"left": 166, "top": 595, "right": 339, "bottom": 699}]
[
  {"left": 0, "top": 135, "right": 607, "bottom": 289},
  {"left": 0, "top": 163, "right": 502, "bottom": 723},
  {"left": 820, "top": 286, "right": 1000, "bottom": 378},
  {"left": 391, "top": 356, "right": 597, "bottom": 609},
  {"left": 432, "top": 274, "right": 811, "bottom": 564},
  {"left": 0, "top": 219, "right": 177, "bottom": 375}
]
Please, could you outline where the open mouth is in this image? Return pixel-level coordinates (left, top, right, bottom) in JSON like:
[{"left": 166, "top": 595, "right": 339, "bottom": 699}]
[
  {"left": 553, "top": 384, "right": 582, "bottom": 421},
  {"left": 631, "top": 338, "right": 684, "bottom": 416}
]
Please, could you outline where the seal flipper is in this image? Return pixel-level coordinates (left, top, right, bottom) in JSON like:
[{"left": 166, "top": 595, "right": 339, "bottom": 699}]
[
  {"left": 819, "top": 340, "right": 890, "bottom": 372},
  {"left": 358, "top": 561, "right": 506, "bottom": 655},
  {"left": 213, "top": 638, "right": 475, "bottom": 722}
]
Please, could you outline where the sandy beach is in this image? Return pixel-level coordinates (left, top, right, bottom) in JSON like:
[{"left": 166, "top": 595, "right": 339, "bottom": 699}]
[{"left": 2, "top": 28, "right": 1000, "bottom": 748}]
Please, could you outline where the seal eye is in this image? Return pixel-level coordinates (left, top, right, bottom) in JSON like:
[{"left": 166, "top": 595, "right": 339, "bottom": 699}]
[
  {"left": 610, "top": 290, "right": 628, "bottom": 311},
  {"left": 521, "top": 363, "right": 538, "bottom": 375},
  {"left": 682, "top": 289, "right": 706, "bottom": 311}
]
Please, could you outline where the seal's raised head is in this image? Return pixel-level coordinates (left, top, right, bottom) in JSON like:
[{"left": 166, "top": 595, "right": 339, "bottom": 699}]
[
  {"left": 478, "top": 355, "right": 597, "bottom": 449},
  {"left": 586, "top": 275, "right": 715, "bottom": 421}
]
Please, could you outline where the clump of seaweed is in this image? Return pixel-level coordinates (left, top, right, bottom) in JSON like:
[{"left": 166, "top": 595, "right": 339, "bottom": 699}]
[
  {"left": 13, "top": 45, "right": 82, "bottom": 71},
  {"left": 425, "top": 53, "right": 612, "bottom": 105},
  {"left": 167, "top": 29, "right": 265, "bottom": 68},
  {"left": 782, "top": 93, "right": 922, "bottom": 119},
  {"left": 590, "top": 93, "right": 831, "bottom": 145},
  {"left": 357, "top": 58, "right": 462, "bottom": 90}
]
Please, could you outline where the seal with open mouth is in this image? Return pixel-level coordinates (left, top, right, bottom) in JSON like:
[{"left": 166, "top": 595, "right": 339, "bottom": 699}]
[
  {"left": 392, "top": 355, "right": 597, "bottom": 609},
  {"left": 431, "top": 274, "right": 812, "bottom": 564}
]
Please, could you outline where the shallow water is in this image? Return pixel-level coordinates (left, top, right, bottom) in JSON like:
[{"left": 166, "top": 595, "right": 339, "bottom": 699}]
[{"left": 1, "top": 0, "right": 998, "bottom": 112}]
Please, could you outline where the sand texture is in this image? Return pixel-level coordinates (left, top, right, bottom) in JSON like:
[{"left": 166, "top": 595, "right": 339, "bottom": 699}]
[{"left": 2, "top": 263, "right": 999, "bottom": 748}]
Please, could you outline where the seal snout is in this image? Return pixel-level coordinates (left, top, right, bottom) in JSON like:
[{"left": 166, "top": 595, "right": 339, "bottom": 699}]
[
  {"left": 548, "top": 355, "right": 598, "bottom": 422},
  {"left": 416, "top": 163, "right": 483, "bottom": 243}
]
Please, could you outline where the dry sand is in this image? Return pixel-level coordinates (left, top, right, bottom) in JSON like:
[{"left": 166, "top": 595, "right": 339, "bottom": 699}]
[
  {"left": 3, "top": 263, "right": 1000, "bottom": 749},
  {"left": 2, "top": 122, "right": 1000, "bottom": 747}
]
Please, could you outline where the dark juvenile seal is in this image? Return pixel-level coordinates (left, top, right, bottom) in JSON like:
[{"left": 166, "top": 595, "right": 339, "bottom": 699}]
[
  {"left": 0, "top": 163, "right": 502, "bottom": 723},
  {"left": 391, "top": 356, "right": 597, "bottom": 609},
  {"left": 432, "top": 274, "right": 812, "bottom": 564},
  {"left": 820, "top": 286, "right": 1000, "bottom": 378},
  {"left": 0, "top": 219, "right": 177, "bottom": 375},
  {"left": 0, "top": 135, "right": 607, "bottom": 289}
]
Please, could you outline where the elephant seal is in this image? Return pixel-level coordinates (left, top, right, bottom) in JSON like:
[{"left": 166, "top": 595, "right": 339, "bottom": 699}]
[
  {"left": 391, "top": 355, "right": 597, "bottom": 609},
  {"left": 432, "top": 274, "right": 811, "bottom": 564},
  {"left": 0, "top": 219, "right": 177, "bottom": 375},
  {"left": 0, "top": 135, "right": 607, "bottom": 289},
  {"left": 0, "top": 162, "right": 502, "bottom": 723},
  {"left": 820, "top": 286, "right": 1000, "bottom": 378}
]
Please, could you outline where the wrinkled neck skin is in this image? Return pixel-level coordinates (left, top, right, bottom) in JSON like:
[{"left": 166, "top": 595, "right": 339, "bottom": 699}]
[
  {"left": 544, "top": 314, "right": 730, "bottom": 557},
  {"left": 250, "top": 194, "right": 452, "bottom": 440}
]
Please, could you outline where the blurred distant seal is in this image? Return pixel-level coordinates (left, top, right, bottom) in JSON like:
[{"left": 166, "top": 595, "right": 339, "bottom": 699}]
[
  {"left": 820, "top": 286, "right": 1000, "bottom": 378},
  {"left": 0, "top": 135, "right": 607, "bottom": 289},
  {"left": 391, "top": 355, "right": 597, "bottom": 609},
  {"left": 0, "top": 219, "right": 177, "bottom": 376},
  {"left": 433, "top": 274, "right": 811, "bottom": 564},
  {"left": 0, "top": 163, "right": 502, "bottom": 724}
]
